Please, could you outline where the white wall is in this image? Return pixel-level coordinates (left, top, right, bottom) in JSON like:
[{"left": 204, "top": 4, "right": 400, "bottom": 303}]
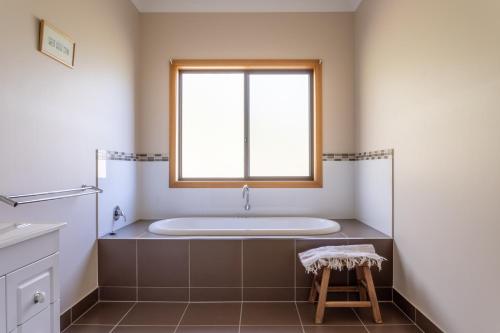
[
  {"left": 355, "top": 0, "right": 500, "bottom": 331},
  {"left": 137, "top": 13, "right": 355, "bottom": 153},
  {"left": 97, "top": 159, "right": 139, "bottom": 237},
  {"left": 0, "top": 0, "right": 139, "bottom": 312},
  {"left": 137, "top": 161, "right": 355, "bottom": 219},
  {"left": 355, "top": 158, "right": 393, "bottom": 236}
]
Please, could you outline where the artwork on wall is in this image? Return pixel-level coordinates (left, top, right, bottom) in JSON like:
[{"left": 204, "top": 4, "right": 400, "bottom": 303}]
[{"left": 38, "top": 19, "right": 75, "bottom": 68}]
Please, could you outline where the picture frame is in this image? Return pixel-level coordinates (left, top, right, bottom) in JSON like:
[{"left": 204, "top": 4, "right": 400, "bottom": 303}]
[{"left": 38, "top": 19, "right": 75, "bottom": 68}]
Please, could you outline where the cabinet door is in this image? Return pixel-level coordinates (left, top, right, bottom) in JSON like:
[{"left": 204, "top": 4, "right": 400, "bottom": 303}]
[
  {"left": 15, "top": 306, "right": 51, "bottom": 333},
  {"left": 0, "top": 276, "right": 5, "bottom": 333},
  {"left": 6, "top": 253, "right": 59, "bottom": 332}
]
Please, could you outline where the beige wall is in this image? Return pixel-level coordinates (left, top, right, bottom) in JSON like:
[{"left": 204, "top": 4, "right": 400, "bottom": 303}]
[
  {"left": 0, "top": 0, "right": 138, "bottom": 311},
  {"left": 355, "top": 0, "right": 500, "bottom": 331},
  {"left": 137, "top": 13, "right": 354, "bottom": 153}
]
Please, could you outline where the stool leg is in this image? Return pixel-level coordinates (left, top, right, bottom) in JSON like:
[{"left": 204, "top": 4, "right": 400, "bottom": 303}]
[
  {"left": 362, "top": 265, "right": 382, "bottom": 324},
  {"left": 308, "top": 274, "right": 318, "bottom": 303},
  {"left": 355, "top": 266, "right": 367, "bottom": 301},
  {"left": 315, "top": 267, "right": 331, "bottom": 324}
]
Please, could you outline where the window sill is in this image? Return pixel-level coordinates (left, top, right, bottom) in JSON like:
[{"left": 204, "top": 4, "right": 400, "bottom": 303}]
[{"left": 169, "top": 180, "right": 323, "bottom": 188}]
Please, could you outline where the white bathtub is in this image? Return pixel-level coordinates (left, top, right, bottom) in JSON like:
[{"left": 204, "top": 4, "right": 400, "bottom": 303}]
[{"left": 148, "top": 217, "right": 340, "bottom": 236}]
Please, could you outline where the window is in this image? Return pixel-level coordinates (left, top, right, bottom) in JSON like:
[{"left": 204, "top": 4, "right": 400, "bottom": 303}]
[{"left": 169, "top": 60, "right": 322, "bottom": 188}]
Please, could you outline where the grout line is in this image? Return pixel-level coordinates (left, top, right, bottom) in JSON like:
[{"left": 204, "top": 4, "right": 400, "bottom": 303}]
[
  {"left": 173, "top": 303, "right": 190, "bottom": 333},
  {"left": 352, "top": 308, "right": 370, "bottom": 333},
  {"left": 238, "top": 301, "right": 243, "bottom": 333},
  {"left": 136, "top": 240, "right": 138, "bottom": 301},
  {"left": 188, "top": 240, "right": 191, "bottom": 302},
  {"left": 241, "top": 240, "right": 244, "bottom": 301},
  {"left": 294, "top": 302, "right": 306, "bottom": 333},
  {"left": 293, "top": 240, "right": 297, "bottom": 302},
  {"left": 109, "top": 302, "right": 137, "bottom": 333}
]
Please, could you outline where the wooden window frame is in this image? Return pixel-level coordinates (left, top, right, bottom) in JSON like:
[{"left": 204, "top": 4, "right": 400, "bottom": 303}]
[{"left": 169, "top": 59, "right": 323, "bottom": 188}]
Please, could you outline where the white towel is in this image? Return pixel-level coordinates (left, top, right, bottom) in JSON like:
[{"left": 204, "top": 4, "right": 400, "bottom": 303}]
[{"left": 298, "top": 244, "right": 386, "bottom": 274}]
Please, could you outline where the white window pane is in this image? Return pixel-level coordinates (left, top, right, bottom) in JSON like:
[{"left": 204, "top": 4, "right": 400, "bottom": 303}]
[
  {"left": 249, "top": 73, "right": 311, "bottom": 177},
  {"left": 181, "top": 73, "right": 244, "bottom": 178}
]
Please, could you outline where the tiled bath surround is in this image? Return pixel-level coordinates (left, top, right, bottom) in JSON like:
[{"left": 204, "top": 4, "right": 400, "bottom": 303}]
[{"left": 96, "top": 225, "right": 393, "bottom": 303}]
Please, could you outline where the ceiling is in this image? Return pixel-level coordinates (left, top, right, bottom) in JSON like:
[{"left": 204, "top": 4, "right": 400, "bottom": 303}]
[{"left": 130, "top": 0, "right": 363, "bottom": 13}]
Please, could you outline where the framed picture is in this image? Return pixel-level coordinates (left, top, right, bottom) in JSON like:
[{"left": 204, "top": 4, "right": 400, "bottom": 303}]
[{"left": 38, "top": 20, "right": 75, "bottom": 68}]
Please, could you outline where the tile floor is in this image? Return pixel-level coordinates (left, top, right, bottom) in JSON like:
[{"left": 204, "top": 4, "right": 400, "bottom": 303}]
[{"left": 63, "top": 302, "right": 423, "bottom": 333}]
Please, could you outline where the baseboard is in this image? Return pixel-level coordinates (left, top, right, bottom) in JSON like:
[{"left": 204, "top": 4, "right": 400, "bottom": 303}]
[
  {"left": 60, "top": 288, "right": 99, "bottom": 332},
  {"left": 393, "top": 288, "right": 444, "bottom": 333}
]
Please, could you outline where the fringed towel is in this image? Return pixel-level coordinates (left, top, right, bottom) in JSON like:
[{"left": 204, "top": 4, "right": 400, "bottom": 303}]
[{"left": 298, "top": 244, "right": 386, "bottom": 274}]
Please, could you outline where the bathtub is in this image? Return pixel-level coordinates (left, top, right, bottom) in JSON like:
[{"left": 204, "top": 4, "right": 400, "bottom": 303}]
[{"left": 148, "top": 217, "right": 340, "bottom": 236}]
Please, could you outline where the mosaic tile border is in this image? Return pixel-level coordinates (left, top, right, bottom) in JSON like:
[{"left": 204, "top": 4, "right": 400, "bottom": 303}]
[
  {"left": 97, "top": 150, "right": 168, "bottom": 162},
  {"left": 97, "top": 149, "right": 393, "bottom": 162},
  {"left": 355, "top": 149, "right": 394, "bottom": 161}
]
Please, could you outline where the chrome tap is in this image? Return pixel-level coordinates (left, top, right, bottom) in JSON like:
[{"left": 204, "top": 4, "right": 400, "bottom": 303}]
[{"left": 242, "top": 184, "right": 251, "bottom": 211}]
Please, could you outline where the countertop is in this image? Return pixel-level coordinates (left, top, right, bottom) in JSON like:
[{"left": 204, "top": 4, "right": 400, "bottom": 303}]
[{"left": 0, "top": 222, "right": 66, "bottom": 249}]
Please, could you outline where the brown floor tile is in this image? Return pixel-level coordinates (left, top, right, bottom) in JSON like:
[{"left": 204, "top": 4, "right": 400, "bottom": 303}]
[
  {"left": 120, "top": 302, "right": 187, "bottom": 325},
  {"left": 190, "top": 240, "right": 242, "bottom": 287},
  {"left": 241, "top": 326, "right": 303, "bottom": 333},
  {"left": 98, "top": 240, "right": 137, "bottom": 286},
  {"left": 180, "top": 303, "right": 241, "bottom": 325},
  {"left": 176, "top": 327, "right": 239, "bottom": 333},
  {"left": 297, "top": 303, "right": 362, "bottom": 326},
  {"left": 114, "top": 326, "right": 176, "bottom": 333},
  {"left": 138, "top": 240, "right": 189, "bottom": 287},
  {"left": 356, "top": 303, "right": 412, "bottom": 325},
  {"left": 64, "top": 325, "right": 113, "bottom": 333},
  {"left": 74, "top": 302, "right": 134, "bottom": 325},
  {"left": 303, "top": 326, "right": 367, "bottom": 333},
  {"left": 241, "top": 302, "right": 300, "bottom": 325},
  {"left": 366, "top": 325, "right": 422, "bottom": 333}
]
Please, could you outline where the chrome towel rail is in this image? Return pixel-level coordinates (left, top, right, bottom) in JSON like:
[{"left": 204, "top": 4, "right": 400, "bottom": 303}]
[{"left": 0, "top": 185, "right": 103, "bottom": 207}]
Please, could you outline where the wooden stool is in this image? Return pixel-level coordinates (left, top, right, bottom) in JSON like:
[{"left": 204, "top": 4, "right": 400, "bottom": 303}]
[{"left": 308, "top": 264, "right": 382, "bottom": 324}]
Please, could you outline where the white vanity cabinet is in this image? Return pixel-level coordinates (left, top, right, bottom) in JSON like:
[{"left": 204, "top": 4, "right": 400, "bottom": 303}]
[
  {"left": 0, "top": 223, "right": 64, "bottom": 333},
  {"left": 1, "top": 276, "right": 6, "bottom": 333}
]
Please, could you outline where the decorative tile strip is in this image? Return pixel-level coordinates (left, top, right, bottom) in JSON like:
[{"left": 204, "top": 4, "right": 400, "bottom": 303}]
[
  {"left": 322, "top": 153, "right": 357, "bottom": 161},
  {"left": 136, "top": 153, "right": 169, "bottom": 162},
  {"left": 322, "top": 150, "right": 393, "bottom": 161},
  {"left": 355, "top": 149, "right": 394, "bottom": 160},
  {"left": 97, "top": 150, "right": 393, "bottom": 162},
  {"left": 96, "top": 150, "right": 168, "bottom": 162}
]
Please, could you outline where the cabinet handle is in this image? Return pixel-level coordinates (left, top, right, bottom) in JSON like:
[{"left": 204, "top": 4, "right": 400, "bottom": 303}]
[{"left": 33, "top": 291, "right": 46, "bottom": 304}]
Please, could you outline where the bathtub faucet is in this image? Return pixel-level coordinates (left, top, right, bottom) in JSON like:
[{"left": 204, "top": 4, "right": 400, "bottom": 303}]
[{"left": 242, "top": 184, "right": 251, "bottom": 211}]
